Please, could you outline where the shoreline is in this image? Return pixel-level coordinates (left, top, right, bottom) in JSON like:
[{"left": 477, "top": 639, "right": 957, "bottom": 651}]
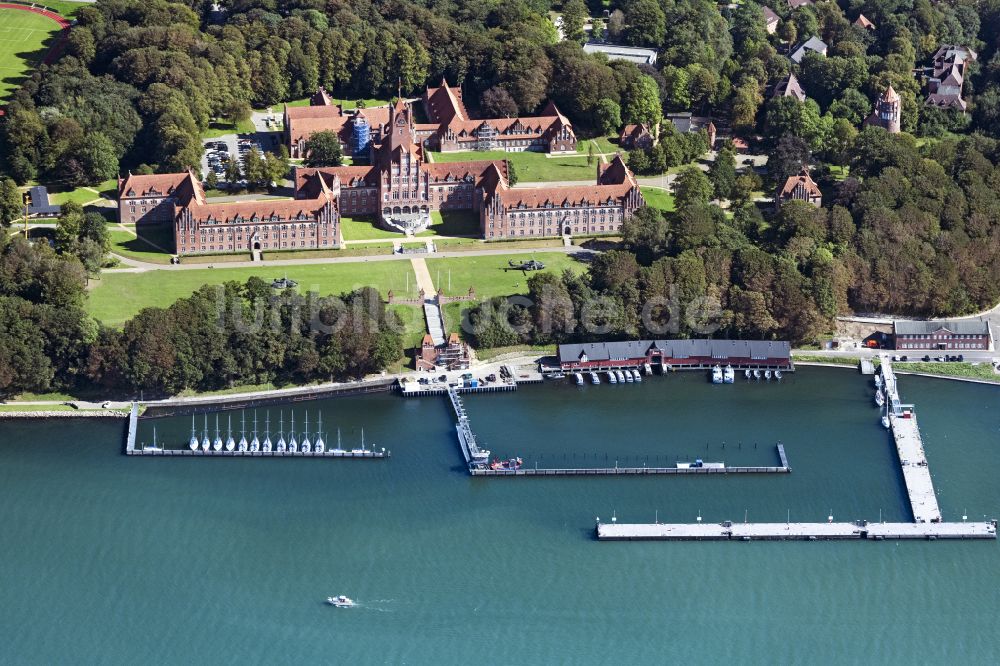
[{"left": 794, "top": 361, "right": 1000, "bottom": 386}]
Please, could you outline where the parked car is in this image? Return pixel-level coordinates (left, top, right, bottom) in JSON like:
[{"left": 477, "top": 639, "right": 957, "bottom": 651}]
[{"left": 922, "top": 355, "right": 931, "bottom": 362}]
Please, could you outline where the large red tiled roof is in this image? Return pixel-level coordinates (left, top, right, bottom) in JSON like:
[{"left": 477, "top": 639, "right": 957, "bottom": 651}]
[
  {"left": 119, "top": 171, "right": 204, "bottom": 204},
  {"left": 287, "top": 115, "right": 350, "bottom": 144},
  {"left": 185, "top": 194, "right": 332, "bottom": 224}
]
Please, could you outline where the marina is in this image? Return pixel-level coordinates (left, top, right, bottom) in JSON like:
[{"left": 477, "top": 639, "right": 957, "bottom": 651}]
[
  {"left": 595, "top": 357, "right": 996, "bottom": 542},
  {"left": 126, "top": 408, "right": 388, "bottom": 459}
]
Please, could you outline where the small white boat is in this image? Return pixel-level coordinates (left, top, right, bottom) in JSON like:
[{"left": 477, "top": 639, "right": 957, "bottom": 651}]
[
  {"left": 744, "top": 369, "right": 751, "bottom": 380},
  {"left": 711, "top": 365, "right": 723, "bottom": 384},
  {"left": 250, "top": 412, "right": 260, "bottom": 451},
  {"left": 315, "top": 414, "right": 325, "bottom": 453},
  {"left": 327, "top": 595, "right": 355, "bottom": 608},
  {"left": 643, "top": 363, "right": 652, "bottom": 375},
  {"left": 764, "top": 370, "right": 772, "bottom": 380},
  {"left": 332, "top": 429, "right": 346, "bottom": 454},
  {"left": 589, "top": 372, "right": 600, "bottom": 385},
  {"left": 775, "top": 370, "right": 783, "bottom": 380},
  {"left": 574, "top": 372, "right": 584, "bottom": 386},
  {"left": 631, "top": 369, "right": 642, "bottom": 382},
  {"left": 225, "top": 415, "right": 235, "bottom": 452},
  {"left": 723, "top": 365, "right": 734, "bottom": 384},
  {"left": 615, "top": 370, "right": 626, "bottom": 383},
  {"left": 753, "top": 369, "right": 761, "bottom": 380},
  {"left": 623, "top": 369, "right": 633, "bottom": 383},
  {"left": 875, "top": 389, "right": 885, "bottom": 407},
  {"left": 607, "top": 371, "right": 617, "bottom": 384},
  {"left": 289, "top": 413, "right": 298, "bottom": 452},
  {"left": 875, "top": 374, "right": 883, "bottom": 389},
  {"left": 881, "top": 413, "right": 890, "bottom": 429},
  {"left": 143, "top": 427, "right": 163, "bottom": 452}
]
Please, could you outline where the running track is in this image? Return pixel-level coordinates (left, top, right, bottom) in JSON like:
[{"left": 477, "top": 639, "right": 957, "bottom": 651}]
[{"left": 0, "top": 3, "right": 72, "bottom": 65}]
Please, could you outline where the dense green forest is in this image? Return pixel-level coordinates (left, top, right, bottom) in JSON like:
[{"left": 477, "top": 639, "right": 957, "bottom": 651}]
[{"left": 0, "top": 236, "right": 403, "bottom": 398}]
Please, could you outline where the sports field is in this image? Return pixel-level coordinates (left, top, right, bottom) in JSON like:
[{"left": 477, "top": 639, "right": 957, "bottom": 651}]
[{"left": 0, "top": 6, "right": 66, "bottom": 102}]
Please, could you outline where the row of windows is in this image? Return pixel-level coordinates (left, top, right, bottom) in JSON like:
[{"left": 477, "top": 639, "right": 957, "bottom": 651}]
[
  {"left": 486, "top": 224, "right": 621, "bottom": 238},
  {"left": 196, "top": 230, "right": 327, "bottom": 241},
  {"left": 898, "top": 343, "right": 985, "bottom": 349},
  {"left": 897, "top": 333, "right": 984, "bottom": 340},
  {"left": 181, "top": 239, "right": 333, "bottom": 252}
]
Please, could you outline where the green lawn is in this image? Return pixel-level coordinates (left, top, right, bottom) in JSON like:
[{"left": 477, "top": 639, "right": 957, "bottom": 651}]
[
  {"left": 202, "top": 118, "right": 255, "bottom": 138},
  {"left": 640, "top": 186, "right": 675, "bottom": 212},
  {"left": 427, "top": 209, "right": 479, "bottom": 236},
  {"left": 283, "top": 97, "right": 390, "bottom": 110},
  {"left": 87, "top": 261, "right": 418, "bottom": 325},
  {"left": 44, "top": 179, "right": 119, "bottom": 206},
  {"left": 109, "top": 225, "right": 175, "bottom": 264},
  {"left": 428, "top": 150, "right": 598, "bottom": 182},
  {"left": 894, "top": 362, "right": 999, "bottom": 382},
  {"left": 341, "top": 210, "right": 479, "bottom": 241},
  {"left": 0, "top": 6, "right": 66, "bottom": 102},
  {"left": 35, "top": 1, "right": 85, "bottom": 17},
  {"left": 582, "top": 136, "right": 620, "bottom": 154},
  {"left": 426, "top": 252, "right": 589, "bottom": 300}
]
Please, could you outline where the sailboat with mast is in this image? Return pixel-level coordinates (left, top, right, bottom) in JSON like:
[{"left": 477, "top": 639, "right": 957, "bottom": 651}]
[
  {"left": 212, "top": 415, "right": 223, "bottom": 451},
  {"left": 351, "top": 428, "right": 368, "bottom": 454},
  {"left": 143, "top": 426, "right": 163, "bottom": 452},
  {"left": 262, "top": 413, "right": 272, "bottom": 452},
  {"left": 288, "top": 412, "right": 298, "bottom": 453},
  {"left": 189, "top": 415, "right": 199, "bottom": 451},
  {"left": 225, "top": 415, "right": 236, "bottom": 452},
  {"left": 332, "top": 428, "right": 346, "bottom": 455},
  {"left": 201, "top": 414, "right": 211, "bottom": 452},
  {"left": 238, "top": 411, "right": 248, "bottom": 452},
  {"left": 276, "top": 412, "right": 287, "bottom": 452},
  {"left": 250, "top": 411, "right": 260, "bottom": 452},
  {"left": 301, "top": 411, "right": 312, "bottom": 453},
  {"left": 314, "top": 413, "right": 325, "bottom": 453}
]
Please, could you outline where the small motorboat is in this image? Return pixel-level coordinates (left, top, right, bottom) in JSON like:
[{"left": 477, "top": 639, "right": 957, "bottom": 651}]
[
  {"left": 615, "top": 370, "right": 626, "bottom": 383},
  {"left": 875, "top": 389, "right": 885, "bottom": 407},
  {"left": 589, "top": 372, "right": 600, "bottom": 385},
  {"left": 875, "top": 374, "right": 883, "bottom": 389},
  {"left": 775, "top": 370, "right": 783, "bottom": 380},
  {"left": 723, "top": 365, "right": 735, "bottom": 384},
  {"left": 607, "top": 371, "right": 617, "bottom": 384},
  {"left": 631, "top": 368, "right": 642, "bottom": 382},
  {"left": 327, "top": 595, "right": 355, "bottom": 608},
  {"left": 624, "top": 369, "right": 634, "bottom": 383},
  {"left": 764, "top": 370, "right": 772, "bottom": 380},
  {"left": 753, "top": 370, "right": 761, "bottom": 380},
  {"left": 881, "top": 413, "right": 890, "bottom": 429},
  {"left": 744, "top": 369, "right": 751, "bottom": 380},
  {"left": 574, "top": 372, "right": 584, "bottom": 386},
  {"left": 711, "top": 365, "right": 723, "bottom": 384}
]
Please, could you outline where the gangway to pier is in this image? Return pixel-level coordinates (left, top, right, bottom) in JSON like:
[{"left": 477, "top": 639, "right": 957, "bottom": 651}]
[{"left": 447, "top": 386, "right": 490, "bottom": 469}]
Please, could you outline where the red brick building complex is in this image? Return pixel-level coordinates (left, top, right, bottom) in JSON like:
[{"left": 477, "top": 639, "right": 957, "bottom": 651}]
[
  {"left": 893, "top": 319, "right": 992, "bottom": 351},
  {"left": 121, "top": 96, "right": 643, "bottom": 254},
  {"left": 119, "top": 170, "right": 341, "bottom": 255}
]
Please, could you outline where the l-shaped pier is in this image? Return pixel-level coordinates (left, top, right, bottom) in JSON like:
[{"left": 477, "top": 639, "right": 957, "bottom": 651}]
[{"left": 597, "top": 358, "right": 996, "bottom": 541}]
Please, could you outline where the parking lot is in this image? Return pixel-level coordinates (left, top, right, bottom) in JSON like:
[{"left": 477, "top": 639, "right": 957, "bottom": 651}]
[{"left": 201, "top": 133, "right": 280, "bottom": 189}]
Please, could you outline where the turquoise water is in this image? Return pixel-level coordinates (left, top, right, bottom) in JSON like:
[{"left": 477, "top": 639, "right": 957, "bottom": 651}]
[{"left": 1, "top": 368, "right": 999, "bottom": 663}]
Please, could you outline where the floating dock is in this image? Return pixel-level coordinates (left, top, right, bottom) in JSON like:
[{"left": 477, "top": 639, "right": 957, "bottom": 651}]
[
  {"left": 126, "top": 448, "right": 387, "bottom": 458},
  {"left": 595, "top": 358, "right": 996, "bottom": 542},
  {"left": 596, "top": 520, "right": 997, "bottom": 541},
  {"left": 471, "top": 445, "right": 790, "bottom": 476}
]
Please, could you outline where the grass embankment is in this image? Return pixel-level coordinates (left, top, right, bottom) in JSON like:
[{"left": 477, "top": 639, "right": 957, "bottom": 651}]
[
  {"left": 46, "top": 179, "right": 118, "bottom": 206},
  {"left": 341, "top": 211, "right": 479, "bottom": 241},
  {"left": 894, "top": 362, "right": 999, "bottom": 382},
  {"left": 87, "top": 261, "right": 419, "bottom": 325},
  {"left": 202, "top": 118, "right": 255, "bottom": 138},
  {"left": 791, "top": 354, "right": 862, "bottom": 367},
  {"left": 0, "top": 403, "right": 80, "bottom": 412},
  {"left": 475, "top": 344, "right": 556, "bottom": 361},
  {"left": 109, "top": 225, "right": 175, "bottom": 264}
]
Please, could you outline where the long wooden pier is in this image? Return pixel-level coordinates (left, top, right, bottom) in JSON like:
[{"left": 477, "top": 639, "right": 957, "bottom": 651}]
[
  {"left": 596, "top": 520, "right": 997, "bottom": 541},
  {"left": 471, "top": 445, "right": 791, "bottom": 476}
]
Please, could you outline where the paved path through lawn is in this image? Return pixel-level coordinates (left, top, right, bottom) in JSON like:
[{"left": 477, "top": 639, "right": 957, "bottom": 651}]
[{"left": 410, "top": 257, "right": 436, "bottom": 296}]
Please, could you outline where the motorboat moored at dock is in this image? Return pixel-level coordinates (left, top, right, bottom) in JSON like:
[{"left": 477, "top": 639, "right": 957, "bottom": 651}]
[
  {"left": 676, "top": 459, "right": 725, "bottom": 470},
  {"left": 607, "top": 371, "right": 617, "bottom": 384},
  {"left": 723, "top": 365, "right": 735, "bottom": 383},
  {"left": 490, "top": 457, "right": 523, "bottom": 471},
  {"left": 631, "top": 368, "right": 642, "bottom": 382},
  {"left": 589, "top": 372, "right": 600, "bottom": 385},
  {"left": 574, "top": 372, "right": 584, "bottom": 386},
  {"left": 615, "top": 370, "right": 626, "bottom": 383},
  {"left": 711, "top": 365, "right": 723, "bottom": 384}
]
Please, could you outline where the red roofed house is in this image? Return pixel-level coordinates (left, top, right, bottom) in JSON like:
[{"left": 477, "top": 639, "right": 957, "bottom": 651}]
[
  {"left": 854, "top": 14, "right": 875, "bottom": 30},
  {"left": 416, "top": 332, "right": 471, "bottom": 371},
  {"left": 777, "top": 169, "right": 822, "bottom": 208},
  {"left": 619, "top": 123, "right": 654, "bottom": 150}
]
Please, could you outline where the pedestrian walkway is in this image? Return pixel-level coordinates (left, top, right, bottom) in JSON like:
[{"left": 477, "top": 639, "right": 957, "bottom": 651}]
[{"left": 410, "top": 257, "right": 436, "bottom": 296}]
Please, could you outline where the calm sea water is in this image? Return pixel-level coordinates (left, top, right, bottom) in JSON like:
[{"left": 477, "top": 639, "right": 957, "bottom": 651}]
[{"left": 1, "top": 368, "right": 999, "bottom": 664}]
